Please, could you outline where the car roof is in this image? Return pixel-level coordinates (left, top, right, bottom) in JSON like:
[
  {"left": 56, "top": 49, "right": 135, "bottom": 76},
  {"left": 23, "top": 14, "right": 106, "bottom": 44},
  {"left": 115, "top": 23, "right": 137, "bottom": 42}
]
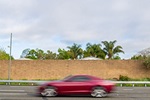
[{"left": 71, "top": 75, "right": 101, "bottom": 80}]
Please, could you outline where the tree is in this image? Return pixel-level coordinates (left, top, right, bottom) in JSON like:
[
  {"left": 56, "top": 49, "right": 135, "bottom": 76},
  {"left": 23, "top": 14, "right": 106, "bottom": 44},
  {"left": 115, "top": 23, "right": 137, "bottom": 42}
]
[
  {"left": 57, "top": 48, "right": 70, "bottom": 60},
  {"left": 102, "top": 40, "right": 124, "bottom": 59},
  {"left": 24, "top": 48, "right": 45, "bottom": 60},
  {"left": 84, "top": 43, "right": 106, "bottom": 59},
  {"left": 143, "top": 56, "right": 150, "bottom": 69},
  {"left": 21, "top": 48, "right": 57, "bottom": 60},
  {"left": 36, "top": 49, "right": 45, "bottom": 60},
  {"left": 0, "top": 48, "right": 14, "bottom": 60},
  {"left": 113, "top": 55, "right": 121, "bottom": 60},
  {"left": 25, "top": 49, "right": 37, "bottom": 59},
  {"left": 45, "top": 50, "right": 57, "bottom": 59},
  {"left": 131, "top": 55, "right": 147, "bottom": 60},
  {"left": 67, "top": 43, "right": 83, "bottom": 59}
]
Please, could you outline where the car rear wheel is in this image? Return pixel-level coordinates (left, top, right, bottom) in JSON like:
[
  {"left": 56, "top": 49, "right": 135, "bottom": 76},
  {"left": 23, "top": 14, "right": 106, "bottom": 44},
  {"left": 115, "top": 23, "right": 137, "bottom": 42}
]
[
  {"left": 41, "top": 86, "right": 57, "bottom": 97},
  {"left": 91, "top": 87, "right": 107, "bottom": 98}
]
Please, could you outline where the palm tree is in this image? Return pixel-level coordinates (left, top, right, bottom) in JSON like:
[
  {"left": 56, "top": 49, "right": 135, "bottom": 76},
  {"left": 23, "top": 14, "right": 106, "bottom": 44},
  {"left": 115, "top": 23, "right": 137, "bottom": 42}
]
[
  {"left": 102, "top": 40, "right": 124, "bottom": 59},
  {"left": 84, "top": 43, "right": 106, "bottom": 59},
  {"left": 67, "top": 43, "right": 83, "bottom": 59}
]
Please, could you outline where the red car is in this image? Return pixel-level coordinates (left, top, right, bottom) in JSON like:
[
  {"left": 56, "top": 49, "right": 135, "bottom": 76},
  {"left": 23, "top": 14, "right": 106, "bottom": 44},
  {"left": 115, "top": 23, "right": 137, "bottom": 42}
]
[{"left": 37, "top": 75, "right": 115, "bottom": 98}]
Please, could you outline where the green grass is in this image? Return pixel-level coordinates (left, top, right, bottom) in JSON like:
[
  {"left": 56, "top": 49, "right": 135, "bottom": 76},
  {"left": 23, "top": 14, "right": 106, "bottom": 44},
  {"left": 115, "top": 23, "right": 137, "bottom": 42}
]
[
  {"left": 116, "top": 83, "right": 150, "bottom": 87},
  {"left": 0, "top": 82, "right": 6, "bottom": 85},
  {"left": 0, "top": 82, "right": 38, "bottom": 86}
]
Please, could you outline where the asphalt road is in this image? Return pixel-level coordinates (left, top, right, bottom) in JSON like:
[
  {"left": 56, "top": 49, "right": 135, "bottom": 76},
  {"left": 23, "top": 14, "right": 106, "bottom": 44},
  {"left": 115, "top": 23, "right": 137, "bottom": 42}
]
[{"left": 0, "top": 86, "right": 150, "bottom": 100}]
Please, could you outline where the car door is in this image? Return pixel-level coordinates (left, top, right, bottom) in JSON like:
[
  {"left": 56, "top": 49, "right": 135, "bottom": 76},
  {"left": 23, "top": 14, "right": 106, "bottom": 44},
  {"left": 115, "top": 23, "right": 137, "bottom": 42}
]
[{"left": 59, "top": 76, "right": 93, "bottom": 94}]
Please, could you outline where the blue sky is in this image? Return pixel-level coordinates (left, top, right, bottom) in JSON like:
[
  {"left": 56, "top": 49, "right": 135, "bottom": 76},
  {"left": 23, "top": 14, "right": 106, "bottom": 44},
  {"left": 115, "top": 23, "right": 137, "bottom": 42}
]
[{"left": 0, "top": 0, "right": 150, "bottom": 59}]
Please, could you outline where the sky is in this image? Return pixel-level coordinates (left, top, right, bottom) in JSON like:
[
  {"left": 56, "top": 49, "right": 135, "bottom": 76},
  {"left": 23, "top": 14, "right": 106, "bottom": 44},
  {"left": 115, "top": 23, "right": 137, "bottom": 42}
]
[{"left": 0, "top": 0, "right": 150, "bottom": 59}]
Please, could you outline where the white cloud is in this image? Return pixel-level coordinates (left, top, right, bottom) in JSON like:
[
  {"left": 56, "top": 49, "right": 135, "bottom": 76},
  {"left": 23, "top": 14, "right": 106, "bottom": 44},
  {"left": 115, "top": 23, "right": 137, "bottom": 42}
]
[{"left": 0, "top": 0, "right": 150, "bottom": 59}]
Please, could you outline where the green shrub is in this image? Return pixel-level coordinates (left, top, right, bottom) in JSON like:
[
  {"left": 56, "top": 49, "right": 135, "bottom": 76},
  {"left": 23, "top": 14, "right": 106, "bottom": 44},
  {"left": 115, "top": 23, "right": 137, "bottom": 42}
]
[
  {"left": 119, "top": 75, "right": 131, "bottom": 81},
  {"left": 140, "top": 78, "right": 150, "bottom": 81},
  {"left": 117, "top": 84, "right": 150, "bottom": 87},
  {"left": 122, "top": 83, "right": 133, "bottom": 87},
  {"left": 0, "top": 82, "right": 6, "bottom": 85},
  {"left": 131, "top": 55, "right": 146, "bottom": 60},
  {"left": 134, "top": 84, "right": 145, "bottom": 87},
  {"left": 143, "top": 56, "right": 150, "bottom": 69}
]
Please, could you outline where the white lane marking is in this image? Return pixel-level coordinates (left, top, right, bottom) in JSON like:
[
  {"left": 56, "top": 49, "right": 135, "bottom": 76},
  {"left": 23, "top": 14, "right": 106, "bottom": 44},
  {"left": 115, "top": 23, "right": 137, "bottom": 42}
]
[
  {"left": 0, "top": 90, "right": 25, "bottom": 92},
  {"left": 0, "top": 93, "right": 27, "bottom": 95}
]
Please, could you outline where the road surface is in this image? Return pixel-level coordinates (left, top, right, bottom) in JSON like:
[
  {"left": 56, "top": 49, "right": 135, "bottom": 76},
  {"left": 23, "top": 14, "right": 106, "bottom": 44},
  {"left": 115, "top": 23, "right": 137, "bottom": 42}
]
[{"left": 0, "top": 86, "right": 150, "bottom": 100}]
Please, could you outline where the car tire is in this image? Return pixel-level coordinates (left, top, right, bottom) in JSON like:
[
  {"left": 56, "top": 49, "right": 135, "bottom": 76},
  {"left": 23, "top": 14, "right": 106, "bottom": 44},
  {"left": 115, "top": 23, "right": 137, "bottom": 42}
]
[
  {"left": 91, "top": 86, "right": 107, "bottom": 98},
  {"left": 41, "top": 86, "right": 57, "bottom": 97}
]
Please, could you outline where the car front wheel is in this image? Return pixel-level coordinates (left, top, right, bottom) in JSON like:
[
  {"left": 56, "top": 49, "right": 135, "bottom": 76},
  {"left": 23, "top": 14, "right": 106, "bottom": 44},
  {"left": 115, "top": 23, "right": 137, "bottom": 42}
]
[
  {"left": 41, "top": 86, "right": 57, "bottom": 97},
  {"left": 91, "top": 87, "right": 107, "bottom": 98}
]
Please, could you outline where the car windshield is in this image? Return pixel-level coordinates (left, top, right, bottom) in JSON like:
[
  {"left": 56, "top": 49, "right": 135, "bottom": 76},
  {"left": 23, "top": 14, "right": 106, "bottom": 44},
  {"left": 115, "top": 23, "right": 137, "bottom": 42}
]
[{"left": 62, "top": 75, "right": 72, "bottom": 81}]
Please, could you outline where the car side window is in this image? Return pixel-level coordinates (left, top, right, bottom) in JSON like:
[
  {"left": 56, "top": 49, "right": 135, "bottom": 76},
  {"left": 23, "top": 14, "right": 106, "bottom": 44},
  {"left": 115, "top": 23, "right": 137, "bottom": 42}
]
[{"left": 70, "top": 76, "right": 91, "bottom": 82}]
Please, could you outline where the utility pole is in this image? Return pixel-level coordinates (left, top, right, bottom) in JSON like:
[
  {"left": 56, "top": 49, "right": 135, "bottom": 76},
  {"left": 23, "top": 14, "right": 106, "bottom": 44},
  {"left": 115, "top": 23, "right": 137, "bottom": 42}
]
[{"left": 8, "top": 33, "right": 12, "bottom": 85}]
